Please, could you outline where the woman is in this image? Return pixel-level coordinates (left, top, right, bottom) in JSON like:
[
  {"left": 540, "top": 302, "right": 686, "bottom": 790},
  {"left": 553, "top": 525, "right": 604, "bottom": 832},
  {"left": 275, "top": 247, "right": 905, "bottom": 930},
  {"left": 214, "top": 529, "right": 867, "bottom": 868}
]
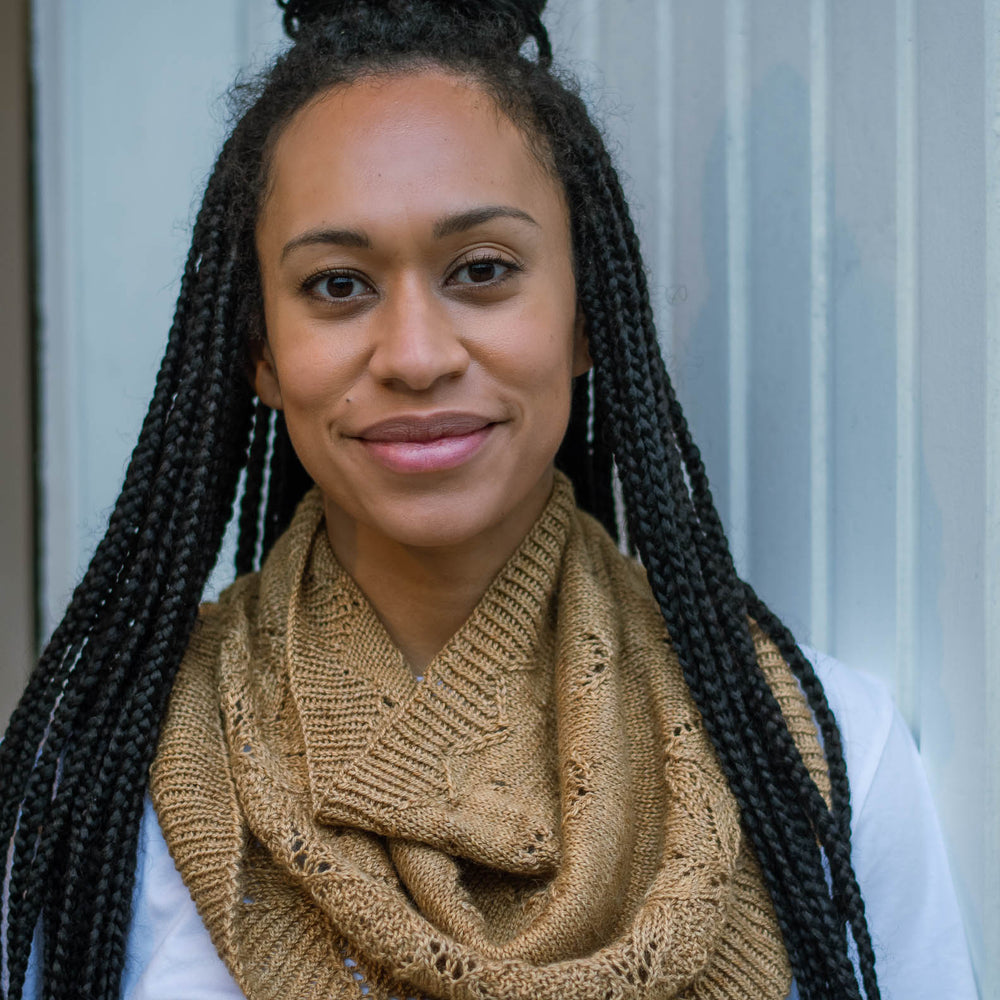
[{"left": 1, "top": 1, "right": 975, "bottom": 998}]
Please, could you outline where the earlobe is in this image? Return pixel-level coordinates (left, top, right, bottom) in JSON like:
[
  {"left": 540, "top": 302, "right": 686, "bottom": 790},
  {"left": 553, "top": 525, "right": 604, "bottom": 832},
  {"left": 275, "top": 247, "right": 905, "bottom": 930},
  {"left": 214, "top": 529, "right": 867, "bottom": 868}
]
[
  {"left": 572, "top": 311, "right": 592, "bottom": 377},
  {"left": 253, "top": 341, "right": 284, "bottom": 410}
]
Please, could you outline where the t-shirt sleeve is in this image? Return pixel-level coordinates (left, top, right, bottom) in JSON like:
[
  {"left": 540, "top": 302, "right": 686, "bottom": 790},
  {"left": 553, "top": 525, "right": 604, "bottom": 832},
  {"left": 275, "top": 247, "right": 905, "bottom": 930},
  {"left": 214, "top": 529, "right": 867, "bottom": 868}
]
[
  {"left": 803, "top": 648, "right": 979, "bottom": 1000},
  {"left": 120, "top": 797, "right": 246, "bottom": 1000}
]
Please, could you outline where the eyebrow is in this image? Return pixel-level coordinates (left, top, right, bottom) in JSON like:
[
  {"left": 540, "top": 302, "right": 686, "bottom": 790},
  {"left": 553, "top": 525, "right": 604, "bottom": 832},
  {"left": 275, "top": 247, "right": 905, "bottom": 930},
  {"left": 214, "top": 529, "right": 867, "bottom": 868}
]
[
  {"left": 432, "top": 205, "right": 539, "bottom": 239},
  {"left": 281, "top": 227, "right": 370, "bottom": 260},
  {"left": 280, "top": 205, "right": 539, "bottom": 262}
]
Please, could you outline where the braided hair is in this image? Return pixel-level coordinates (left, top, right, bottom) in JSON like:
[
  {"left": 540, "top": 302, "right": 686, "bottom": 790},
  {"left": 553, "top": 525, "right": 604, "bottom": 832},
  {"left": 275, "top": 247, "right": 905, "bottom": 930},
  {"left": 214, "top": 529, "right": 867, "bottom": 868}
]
[{"left": 0, "top": 2, "right": 879, "bottom": 998}]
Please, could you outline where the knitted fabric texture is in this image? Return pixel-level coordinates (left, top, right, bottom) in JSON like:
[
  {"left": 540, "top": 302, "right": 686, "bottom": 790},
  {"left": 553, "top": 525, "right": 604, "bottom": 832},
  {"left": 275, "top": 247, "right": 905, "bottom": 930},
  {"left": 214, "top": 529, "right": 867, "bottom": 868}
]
[{"left": 151, "top": 475, "right": 831, "bottom": 1000}]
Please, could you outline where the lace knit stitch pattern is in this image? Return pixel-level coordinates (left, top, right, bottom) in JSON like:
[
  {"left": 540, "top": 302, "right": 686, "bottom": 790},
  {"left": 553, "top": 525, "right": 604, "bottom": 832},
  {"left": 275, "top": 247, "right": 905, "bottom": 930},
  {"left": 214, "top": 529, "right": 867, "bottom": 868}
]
[{"left": 151, "top": 475, "right": 830, "bottom": 1000}]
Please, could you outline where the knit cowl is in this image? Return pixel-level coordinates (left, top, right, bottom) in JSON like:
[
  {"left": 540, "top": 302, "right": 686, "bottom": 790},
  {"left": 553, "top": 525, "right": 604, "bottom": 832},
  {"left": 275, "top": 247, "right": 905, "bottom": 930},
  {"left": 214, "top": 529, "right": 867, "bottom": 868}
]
[{"left": 151, "top": 474, "right": 830, "bottom": 1000}]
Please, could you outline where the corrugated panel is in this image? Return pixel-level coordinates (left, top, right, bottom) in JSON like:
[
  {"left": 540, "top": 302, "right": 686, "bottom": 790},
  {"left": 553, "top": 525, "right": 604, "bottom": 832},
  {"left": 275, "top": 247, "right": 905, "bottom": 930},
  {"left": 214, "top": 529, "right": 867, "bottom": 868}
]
[
  {"left": 828, "top": 0, "right": 898, "bottom": 688},
  {"left": 725, "top": 0, "right": 750, "bottom": 576},
  {"left": 982, "top": 2, "right": 1000, "bottom": 995},
  {"left": 809, "top": 0, "right": 831, "bottom": 651},
  {"left": 895, "top": 0, "right": 920, "bottom": 733},
  {"left": 915, "top": 3, "right": 989, "bottom": 989},
  {"left": 35, "top": 0, "right": 83, "bottom": 637}
]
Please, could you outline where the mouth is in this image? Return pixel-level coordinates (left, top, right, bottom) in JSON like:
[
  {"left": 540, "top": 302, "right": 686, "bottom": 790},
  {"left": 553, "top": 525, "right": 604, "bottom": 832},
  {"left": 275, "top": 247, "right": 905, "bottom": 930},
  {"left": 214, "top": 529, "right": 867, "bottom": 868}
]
[{"left": 352, "top": 412, "right": 498, "bottom": 474}]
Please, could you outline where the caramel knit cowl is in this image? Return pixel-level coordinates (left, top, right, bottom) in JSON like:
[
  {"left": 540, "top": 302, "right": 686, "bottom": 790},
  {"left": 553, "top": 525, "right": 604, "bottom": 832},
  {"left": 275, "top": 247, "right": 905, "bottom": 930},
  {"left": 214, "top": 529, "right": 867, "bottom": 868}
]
[{"left": 150, "top": 475, "right": 830, "bottom": 1000}]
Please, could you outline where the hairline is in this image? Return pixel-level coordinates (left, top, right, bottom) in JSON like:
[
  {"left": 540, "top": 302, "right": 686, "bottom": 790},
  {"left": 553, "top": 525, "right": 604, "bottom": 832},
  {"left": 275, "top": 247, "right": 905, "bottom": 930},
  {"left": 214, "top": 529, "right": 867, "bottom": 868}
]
[{"left": 254, "top": 58, "right": 563, "bottom": 228}]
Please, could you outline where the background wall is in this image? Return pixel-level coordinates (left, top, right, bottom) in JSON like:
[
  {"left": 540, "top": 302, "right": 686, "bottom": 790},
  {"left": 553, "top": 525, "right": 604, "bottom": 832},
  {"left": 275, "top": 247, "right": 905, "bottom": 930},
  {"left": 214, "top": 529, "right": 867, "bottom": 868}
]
[
  {"left": 0, "top": 0, "right": 33, "bottom": 740},
  {"left": 22, "top": 0, "right": 999, "bottom": 994}
]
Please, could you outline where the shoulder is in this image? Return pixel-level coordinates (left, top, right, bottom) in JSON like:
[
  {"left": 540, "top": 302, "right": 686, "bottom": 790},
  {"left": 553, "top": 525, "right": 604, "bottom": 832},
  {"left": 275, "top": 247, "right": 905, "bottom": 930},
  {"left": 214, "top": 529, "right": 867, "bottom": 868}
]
[
  {"left": 798, "top": 646, "right": 895, "bottom": 825},
  {"left": 121, "top": 798, "right": 245, "bottom": 999},
  {"left": 799, "top": 648, "right": 979, "bottom": 999}
]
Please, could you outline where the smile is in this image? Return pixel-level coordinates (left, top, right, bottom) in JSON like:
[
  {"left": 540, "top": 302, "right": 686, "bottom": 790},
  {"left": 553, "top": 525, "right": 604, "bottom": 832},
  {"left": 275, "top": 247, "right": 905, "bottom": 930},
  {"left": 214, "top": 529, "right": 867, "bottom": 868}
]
[{"left": 352, "top": 413, "right": 497, "bottom": 474}]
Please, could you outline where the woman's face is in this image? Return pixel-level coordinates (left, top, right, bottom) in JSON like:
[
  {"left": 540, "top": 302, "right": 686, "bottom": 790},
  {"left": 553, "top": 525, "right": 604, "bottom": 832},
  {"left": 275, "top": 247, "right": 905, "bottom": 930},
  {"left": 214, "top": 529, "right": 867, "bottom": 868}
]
[{"left": 254, "top": 70, "right": 589, "bottom": 558}]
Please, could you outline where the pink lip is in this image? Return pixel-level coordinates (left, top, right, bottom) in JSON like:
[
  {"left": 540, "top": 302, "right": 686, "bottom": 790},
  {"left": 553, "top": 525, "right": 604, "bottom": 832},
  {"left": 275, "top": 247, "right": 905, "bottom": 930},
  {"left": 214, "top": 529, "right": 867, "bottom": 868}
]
[{"left": 352, "top": 412, "right": 497, "bottom": 474}]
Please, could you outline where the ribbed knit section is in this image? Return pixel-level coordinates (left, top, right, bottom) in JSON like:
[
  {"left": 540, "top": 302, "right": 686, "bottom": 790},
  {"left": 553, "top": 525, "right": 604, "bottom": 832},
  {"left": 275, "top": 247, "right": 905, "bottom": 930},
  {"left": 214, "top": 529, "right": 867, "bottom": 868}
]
[{"left": 151, "top": 474, "right": 827, "bottom": 1000}]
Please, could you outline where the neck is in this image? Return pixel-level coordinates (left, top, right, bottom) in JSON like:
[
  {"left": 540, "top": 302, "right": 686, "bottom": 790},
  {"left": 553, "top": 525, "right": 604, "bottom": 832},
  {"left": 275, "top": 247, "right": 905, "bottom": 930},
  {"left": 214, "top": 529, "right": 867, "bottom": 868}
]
[{"left": 323, "top": 482, "right": 553, "bottom": 674}]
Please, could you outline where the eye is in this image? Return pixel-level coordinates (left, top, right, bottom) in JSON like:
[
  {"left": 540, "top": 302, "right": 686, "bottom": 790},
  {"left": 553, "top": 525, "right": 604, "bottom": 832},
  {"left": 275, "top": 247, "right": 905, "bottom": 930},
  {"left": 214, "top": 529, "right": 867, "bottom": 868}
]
[
  {"left": 303, "top": 270, "right": 373, "bottom": 302},
  {"left": 449, "top": 255, "right": 519, "bottom": 287}
]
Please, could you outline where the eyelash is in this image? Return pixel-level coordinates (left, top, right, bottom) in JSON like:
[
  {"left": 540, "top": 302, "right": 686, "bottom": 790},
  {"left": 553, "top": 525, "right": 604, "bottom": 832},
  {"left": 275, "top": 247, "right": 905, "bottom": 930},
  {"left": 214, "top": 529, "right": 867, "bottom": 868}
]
[{"left": 299, "top": 252, "right": 521, "bottom": 304}]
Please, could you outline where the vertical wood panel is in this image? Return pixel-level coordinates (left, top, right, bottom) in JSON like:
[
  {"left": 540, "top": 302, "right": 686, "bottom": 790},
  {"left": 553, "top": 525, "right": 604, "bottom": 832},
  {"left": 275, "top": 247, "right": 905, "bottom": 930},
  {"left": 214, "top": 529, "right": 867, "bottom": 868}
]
[
  {"left": 828, "top": 0, "right": 897, "bottom": 682},
  {"left": 655, "top": 0, "right": 676, "bottom": 356},
  {"left": 983, "top": 3, "right": 1000, "bottom": 996},
  {"left": 578, "top": 0, "right": 602, "bottom": 65},
  {"left": 593, "top": 0, "right": 667, "bottom": 285},
  {"left": 747, "top": 0, "right": 813, "bottom": 637},
  {"left": 35, "top": 0, "right": 250, "bottom": 630},
  {"left": 809, "top": 0, "right": 831, "bottom": 652},
  {"left": 35, "top": 0, "right": 82, "bottom": 635},
  {"left": 725, "top": 0, "right": 750, "bottom": 576},
  {"left": 545, "top": 0, "right": 593, "bottom": 70},
  {"left": 667, "top": 1, "right": 730, "bottom": 540},
  {"left": 895, "top": 0, "right": 920, "bottom": 733},
  {"left": 915, "top": 0, "right": 988, "bottom": 983},
  {"left": 242, "top": 0, "right": 287, "bottom": 63}
]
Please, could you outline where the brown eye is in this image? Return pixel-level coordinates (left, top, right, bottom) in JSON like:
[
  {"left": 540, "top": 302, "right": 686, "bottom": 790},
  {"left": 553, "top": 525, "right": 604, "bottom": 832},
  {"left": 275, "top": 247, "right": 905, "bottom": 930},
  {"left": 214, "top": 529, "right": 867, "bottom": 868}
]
[
  {"left": 317, "top": 274, "right": 368, "bottom": 299},
  {"left": 451, "top": 257, "right": 517, "bottom": 286},
  {"left": 467, "top": 262, "right": 500, "bottom": 282},
  {"left": 302, "top": 270, "right": 373, "bottom": 303}
]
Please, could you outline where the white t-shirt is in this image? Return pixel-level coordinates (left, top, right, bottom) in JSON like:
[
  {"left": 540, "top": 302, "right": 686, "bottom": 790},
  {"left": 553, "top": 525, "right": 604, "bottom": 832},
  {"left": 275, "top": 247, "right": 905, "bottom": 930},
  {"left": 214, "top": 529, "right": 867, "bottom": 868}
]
[{"left": 24, "top": 650, "right": 980, "bottom": 999}]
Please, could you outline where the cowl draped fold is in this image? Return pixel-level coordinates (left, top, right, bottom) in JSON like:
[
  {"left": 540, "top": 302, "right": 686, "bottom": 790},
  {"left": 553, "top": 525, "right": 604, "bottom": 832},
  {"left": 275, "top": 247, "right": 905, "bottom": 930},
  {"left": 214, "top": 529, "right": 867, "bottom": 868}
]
[{"left": 151, "top": 474, "right": 829, "bottom": 999}]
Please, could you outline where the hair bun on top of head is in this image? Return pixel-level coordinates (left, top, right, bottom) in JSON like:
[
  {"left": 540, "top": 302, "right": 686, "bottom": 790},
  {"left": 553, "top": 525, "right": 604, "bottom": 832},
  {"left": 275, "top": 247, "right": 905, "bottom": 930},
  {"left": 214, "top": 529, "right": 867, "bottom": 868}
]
[{"left": 277, "top": 0, "right": 552, "bottom": 66}]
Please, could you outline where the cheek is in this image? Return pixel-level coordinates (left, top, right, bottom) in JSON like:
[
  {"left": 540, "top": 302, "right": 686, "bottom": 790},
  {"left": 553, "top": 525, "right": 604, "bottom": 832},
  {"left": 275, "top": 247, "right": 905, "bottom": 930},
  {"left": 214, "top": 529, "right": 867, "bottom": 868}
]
[
  {"left": 259, "top": 272, "right": 359, "bottom": 409},
  {"left": 266, "top": 328, "right": 360, "bottom": 413},
  {"left": 471, "top": 309, "right": 577, "bottom": 471},
  {"left": 497, "top": 294, "right": 580, "bottom": 400}
]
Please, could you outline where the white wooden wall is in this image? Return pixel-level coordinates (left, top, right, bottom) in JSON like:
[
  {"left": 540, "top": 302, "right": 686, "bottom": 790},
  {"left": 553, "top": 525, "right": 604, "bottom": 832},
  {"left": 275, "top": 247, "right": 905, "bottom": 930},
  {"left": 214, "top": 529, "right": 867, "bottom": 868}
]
[{"left": 30, "top": 1, "right": 999, "bottom": 993}]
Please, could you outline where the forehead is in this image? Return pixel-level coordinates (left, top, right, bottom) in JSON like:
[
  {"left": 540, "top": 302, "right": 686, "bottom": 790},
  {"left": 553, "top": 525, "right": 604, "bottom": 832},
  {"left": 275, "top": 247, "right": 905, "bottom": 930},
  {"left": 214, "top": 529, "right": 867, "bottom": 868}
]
[{"left": 259, "top": 70, "right": 566, "bottom": 236}]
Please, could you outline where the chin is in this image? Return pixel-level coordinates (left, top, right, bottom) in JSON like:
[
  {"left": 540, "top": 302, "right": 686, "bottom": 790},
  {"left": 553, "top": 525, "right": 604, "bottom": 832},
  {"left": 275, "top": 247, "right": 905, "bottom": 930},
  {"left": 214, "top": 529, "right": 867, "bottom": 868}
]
[
  {"left": 318, "top": 459, "right": 557, "bottom": 557},
  {"left": 372, "top": 498, "right": 506, "bottom": 551}
]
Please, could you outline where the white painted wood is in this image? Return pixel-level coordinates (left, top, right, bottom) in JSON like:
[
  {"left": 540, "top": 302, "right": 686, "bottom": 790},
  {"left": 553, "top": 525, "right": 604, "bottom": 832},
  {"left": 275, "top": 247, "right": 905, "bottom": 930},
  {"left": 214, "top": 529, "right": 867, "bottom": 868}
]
[
  {"left": 34, "top": 0, "right": 83, "bottom": 638},
  {"left": 982, "top": 3, "right": 1000, "bottom": 997},
  {"left": 725, "top": 0, "right": 750, "bottom": 577},
  {"left": 32, "top": 0, "right": 289, "bottom": 631},
  {"left": 809, "top": 0, "right": 831, "bottom": 652},
  {"left": 662, "top": 1, "right": 729, "bottom": 555},
  {"left": 895, "top": 0, "right": 920, "bottom": 735},
  {"left": 655, "top": 0, "right": 676, "bottom": 358},
  {"left": 576, "top": 0, "right": 603, "bottom": 66},
  {"left": 912, "top": 5, "right": 990, "bottom": 991},
  {"left": 745, "top": 0, "right": 815, "bottom": 639},
  {"left": 827, "top": 0, "right": 898, "bottom": 688}
]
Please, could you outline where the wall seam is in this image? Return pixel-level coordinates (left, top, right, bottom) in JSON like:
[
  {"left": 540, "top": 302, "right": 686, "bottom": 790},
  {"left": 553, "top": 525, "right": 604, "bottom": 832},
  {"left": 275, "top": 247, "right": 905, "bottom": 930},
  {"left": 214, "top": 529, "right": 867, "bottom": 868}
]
[
  {"left": 982, "top": 1, "right": 1000, "bottom": 995},
  {"left": 809, "top": 0, "right": 831, "bottom": 653},
  {"left": 35, "top": 0, "right": 83, "bottom": 638},
  {"left": 655, "top": 0, "right": 675, "bottom": 359},
  {"left": 725, "top": 0, "right": 749, "bottom": 577},
  {"left": 894, "top": 0, "right": 920, "bottom": 735}
]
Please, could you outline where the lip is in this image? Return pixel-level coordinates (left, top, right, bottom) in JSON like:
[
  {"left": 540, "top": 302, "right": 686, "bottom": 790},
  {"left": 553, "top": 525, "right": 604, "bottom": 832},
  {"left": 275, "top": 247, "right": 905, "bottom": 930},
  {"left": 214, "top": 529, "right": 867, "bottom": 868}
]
[
  {"left": 351, "top": 412, "right": 498, "bottom": 474},
  {"left": 356, "top": 412, "right": 494, "bottom": 442}
]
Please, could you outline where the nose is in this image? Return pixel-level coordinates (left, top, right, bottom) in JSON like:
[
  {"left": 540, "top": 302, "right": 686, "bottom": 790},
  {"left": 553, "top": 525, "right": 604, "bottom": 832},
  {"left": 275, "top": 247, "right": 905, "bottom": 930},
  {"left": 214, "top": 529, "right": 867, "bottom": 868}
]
[{"left": 368, "top": 276, "right": 469, "bottom": 391}]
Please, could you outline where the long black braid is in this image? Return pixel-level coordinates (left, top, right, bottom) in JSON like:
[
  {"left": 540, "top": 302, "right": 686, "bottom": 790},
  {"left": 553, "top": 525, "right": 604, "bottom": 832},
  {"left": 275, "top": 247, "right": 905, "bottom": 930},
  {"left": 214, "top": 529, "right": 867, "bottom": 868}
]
[
  {"left": 559, "top": 108, "right": 878, "bottom": 996},
  {"left": 1, "top": 2, "right": 879, "bottom": 997}
]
